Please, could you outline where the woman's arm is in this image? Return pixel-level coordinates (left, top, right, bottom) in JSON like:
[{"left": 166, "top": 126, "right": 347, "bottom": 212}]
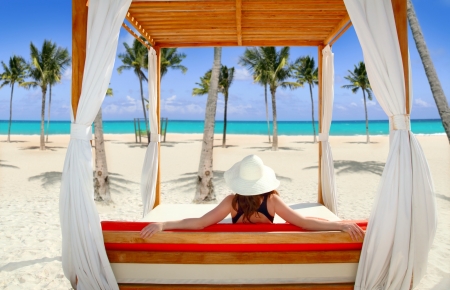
[
  {"left": 272, "top": 195, "right": 364, "bottom": 241},
  {"left": 140, "top": 195, "right": 234, "bottom": 238}
]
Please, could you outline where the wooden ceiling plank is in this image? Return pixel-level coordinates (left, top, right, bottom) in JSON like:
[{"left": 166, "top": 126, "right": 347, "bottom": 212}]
[
  {"left": 125, "top": 11, "right": 155, "bottom": 46},
  {"left": 236, "top": 0, "right": 242, "bottom": 45},
  {"left": 158, "top": 41, "right": 238, "bottom": 48},
  {"left": 242, "top": 4, "right": 346, "bottom": 11},
  {"left": 329, "top": 21, "right": 352, "bottom": 46},
  {"left": 122, "top": 22, "right": 151, "bottom": 50},
  {"left": 322, "top": 14, "right": 350, "bottom": 45}
]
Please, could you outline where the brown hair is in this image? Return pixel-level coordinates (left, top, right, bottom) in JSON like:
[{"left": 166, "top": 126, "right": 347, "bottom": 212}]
[{"left": 232, "top": 190, "right": 279, "bottom": 223}]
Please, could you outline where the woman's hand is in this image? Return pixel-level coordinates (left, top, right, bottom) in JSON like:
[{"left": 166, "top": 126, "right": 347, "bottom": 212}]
[
  {"left": 340, "top": 222, "right": 365, "bottom": 241},
  {"left": 140, "top": 222, "right": 164, "bottom": 239}
]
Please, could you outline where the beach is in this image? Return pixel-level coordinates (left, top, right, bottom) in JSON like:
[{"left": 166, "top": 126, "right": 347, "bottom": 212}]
[{"left": 0, "top": 133, "right": 449, "bottom": 289}]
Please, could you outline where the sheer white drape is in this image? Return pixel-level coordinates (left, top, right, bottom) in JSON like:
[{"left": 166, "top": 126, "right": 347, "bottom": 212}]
[
  {"left": 319, "top": 45, "right": 338, "bottom": 215},
  {"left": 343, "top": 1, "right": 437, "bottom": 289},
  {"left": 141, "top": 48, "right": 159, "bottom": 217},
  {"left": 59, "top": 0, "right": 131, "bottom": 289}
]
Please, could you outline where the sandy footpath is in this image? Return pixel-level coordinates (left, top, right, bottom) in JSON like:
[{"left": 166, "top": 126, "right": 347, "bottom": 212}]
[{"left": 0, "top": 133, "right": 448, "bottom": 289}]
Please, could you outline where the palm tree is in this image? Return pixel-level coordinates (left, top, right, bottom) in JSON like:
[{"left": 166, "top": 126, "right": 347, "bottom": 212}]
[
  {"left": 219, "top": 66, "right": 234, "bottom": 148},
  {"left": 407, "top": 0, "right": 450, "bottom": 143},
  {"left": 0, "top": 56, "right": 28, "bottom": 142},
  {"left": 342, "top": 62, "right": 373, "bottom": 143},
  {"left": 239, "top": 47, "right": 291, "bottom": 151},
  {"left": 25, "top": 40, "right": 60, "bottom": 150},
  {"left": 239, "top": 49, "right": 272, "bottom": 143},
  {"left": 93, "top": 87, "right": 113, "bottom": 203},
  {"left": 46, "top": 47, "right": 71, "bottom": 142},
  {"left": 118, "top": 38, "right": 150, "bottom": 142},
  {"left": 195, "top": 47, "right": 221, "bottom": 202},
  {"left": 160, "top": 48, "right": 187, "bottom": 79},
  {"left": 192, "top": 66, "right": 235, "bottom": 148},
  {"left": 290, "top": 56, "right": 319, "bottom": 143}
]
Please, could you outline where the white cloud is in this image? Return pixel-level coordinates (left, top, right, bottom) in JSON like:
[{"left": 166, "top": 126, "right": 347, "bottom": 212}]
[
  {"left": 350, "top": 102, "right": 358, "bottom": 107},
  {"left": 103, "top": 95, "right": 138, "bottom": 115},
  {"left": 234, "top": 67, "right": 253, "bottom": 81},
  {"left": 62, "top": 67, "right": 72, "bottom": 81},
  {"left": 161, "top": 95, "right": 204, "bottom": 114},
  {"left": 336, "top": 105, "right": 347, "bottom": 110},
  {"left": 360, "top": 98, "right": 377, "bottom": 107},
  {"left": 415, "top": 98, "right": 432, "bottom": 108}
]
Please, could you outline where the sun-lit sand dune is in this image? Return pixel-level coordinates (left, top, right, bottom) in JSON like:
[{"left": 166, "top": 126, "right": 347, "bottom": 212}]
[{"left": 0, "top": 133, "right": 448, "bottom": 289}]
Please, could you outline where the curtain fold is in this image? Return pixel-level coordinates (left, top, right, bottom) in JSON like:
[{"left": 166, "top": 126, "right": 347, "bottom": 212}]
[
  {"left": 141, "top": 48, "right": 159, "bottom": 217},
  {"left": 59, "top": 0, "right": 131, "bottom": 289},
  {"left": 343, "top": 0, "right": 437, "bottom": 289},
  {"left": 320, "top": 45, "right": 338, "bottom": 215}
]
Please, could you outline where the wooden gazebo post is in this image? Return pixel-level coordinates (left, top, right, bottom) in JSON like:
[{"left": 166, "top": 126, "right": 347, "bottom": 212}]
[
  {"left": 392, "top": 0, "right": 410, "bottom": 111},
  {"left": 317, "top": 44, "right": 324, "bottom": 205},
  {"left": 154, "top": 46, "right": 162, "bottom": 208},
  {"left": 71, "top": 0, "right": 87, "bottom": 120}
]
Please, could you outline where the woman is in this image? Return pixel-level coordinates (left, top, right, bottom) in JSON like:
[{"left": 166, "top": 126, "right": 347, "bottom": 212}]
[{"left": 141, "top": 155, "right": 364, "bottom": 241}]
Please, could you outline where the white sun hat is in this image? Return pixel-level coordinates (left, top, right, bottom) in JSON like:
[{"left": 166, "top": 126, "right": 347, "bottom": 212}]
[{"left": 224, "top": 155, "right": 280, "bottom": 196}]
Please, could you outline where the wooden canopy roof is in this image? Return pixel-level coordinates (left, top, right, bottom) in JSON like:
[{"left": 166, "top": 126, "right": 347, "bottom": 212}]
[{"left": 125, "top": 0, "right": 351, "bottom": 48}]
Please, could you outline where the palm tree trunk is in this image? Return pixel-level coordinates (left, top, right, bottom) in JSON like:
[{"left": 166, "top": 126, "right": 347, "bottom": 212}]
[
  {"left": 40, "top": 86, "right": 47, "bottom": 151},
  {"left": 93, "top": 107, "right": 111, "bottom": 203},
  {"left": 7, "top": 84, "right": 14, "bottom": 143},
  {"left": 222, "top": 92, "right": 228, "bottom": 148},
  {"left": 46, "top": 84, "right": 52, "bottom": 143},
  {"left": 264, "top": 83, "right": 271, "bottom": 143},
  {"left": 309, "top": 83, "right": 317, "bottom": 143},
  {"left": 195, "top": 47, "right": 221, "bottom": 202},
  {"left": 271, "top": 87, "right": 278, "bottom": 151},
  {"left": 138, "top": 74, "right": 150, "bottom": 143},
  {"left": 407, "top": 0, "right": 450, "bottom": 143},
  {"left": 362, "top": 90, "right": 370, "bottom": 144}
]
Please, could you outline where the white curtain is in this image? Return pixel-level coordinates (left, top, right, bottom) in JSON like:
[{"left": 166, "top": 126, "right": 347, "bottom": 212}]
[
  {"left": 141, "top": 48, "right": 159, "bottom": 217},
  {"left": 59, "top": 0, "right": 131, "bottom": 289},
  {"left": 319, "top": 45, "right": 338, "bottom": 215},
  {"left": 343, "top": 1, "right": 437, "bottom": 289}
]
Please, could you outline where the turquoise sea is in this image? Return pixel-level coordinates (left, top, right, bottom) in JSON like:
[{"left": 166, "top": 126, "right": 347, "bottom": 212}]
[{"left": 0, "top": 119, "right": 444, "bottom": 136}]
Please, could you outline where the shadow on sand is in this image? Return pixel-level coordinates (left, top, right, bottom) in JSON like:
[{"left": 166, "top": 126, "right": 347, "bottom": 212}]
[
  {"left": 244, "top": 146, "right": 303, "bottom": 151},
  {"left": 0, "top": 140, "right": 27, "bottom": 143},
  {"left": 0, "top": 160, "right": 19, "bottom": 169},
  {"left": 108, "top": 172, "right": 139, "bottom": 194},
  {"left": 28, "top": 171, "right": 62, "bottom": 189},
  {"left": 0, "top": 256, "right": 61, "bottom": 272},
  {"left": 345, "top": 142, "right": 379, "bottom": 144},
  {"left": 20, "top": 146, "right": 65, "bottom": 151},
  {"left": 303, "top": 160, "right": 385, "bottom": 176},
  {"left": 163, "top": 171, "right": 292, "bottom": 193}
]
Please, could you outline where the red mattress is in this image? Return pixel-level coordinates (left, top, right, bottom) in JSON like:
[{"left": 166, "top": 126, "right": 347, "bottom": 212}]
[{"left": 102, "top": 221, "right": 367, "bottom": 253}]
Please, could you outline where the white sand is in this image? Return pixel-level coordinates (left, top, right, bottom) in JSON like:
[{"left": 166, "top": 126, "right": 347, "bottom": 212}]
[{"left": 0, "top": 133, "right": 448, "bottom": 289}]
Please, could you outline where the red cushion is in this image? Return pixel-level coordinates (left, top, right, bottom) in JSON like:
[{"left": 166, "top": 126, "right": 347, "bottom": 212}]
[
  {"left": 101, "top": 220, "right": 367, "bottom": 232},
  {"left": 104, "top": 243, "right": 363, "bottom": 252}
]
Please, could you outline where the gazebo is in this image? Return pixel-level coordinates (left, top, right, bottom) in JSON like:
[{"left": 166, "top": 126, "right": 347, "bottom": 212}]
[{"left": 62, "top": 0, "right": 436, "bottom": 289}]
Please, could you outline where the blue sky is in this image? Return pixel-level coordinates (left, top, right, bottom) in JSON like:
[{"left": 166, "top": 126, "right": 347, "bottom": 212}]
[{"left": 0, "top": 0, "right": 449, "bottom": 121}]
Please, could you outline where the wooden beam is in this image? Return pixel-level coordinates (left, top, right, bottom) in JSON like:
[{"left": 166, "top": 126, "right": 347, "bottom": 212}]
[
  {"left": 317, "top": 44, "right": 324, "bottom": 205},
  {"left": 158, "top": 41, "right": 238, "bottom": 48},
  {"left": 329, "top": 21, "right": 352, "bottom": 46},
  {"left": 122, "top": 22, "right": 151, "bottom": 50},
  {"left": 72, "top": 0, "right": 88, "bottom": 120},
  {"left": 243, "top": 2, "right": 347, "bottom": 11},
  {"left": 125, "top": 11, "right": 155, "bottom": 46},
  {"left": 157, "top": 40, "right": 323, "bottom": 48},
  {"left": 106, "top": 250, "right": 361, "bottom": 264},
  {"left": 154, "top": 46, "right": 161, "bottom": 208},
  {"left": 103, "top": 230, "right": 361, "bottom": 244},
  {"left": 236, "top": 0, "right": 242, "bottom": 46},
  {"left": 392, "top": 0, "right": 410, "bottom": 113},
  {"left": 323, "top": 15, "right": 350, "bottom": 45},
  {"left": 129, "top": 1, "right": 235, "bottom": 12},
  {"left": 119, "top": 283, "right": 355, "bottom": 290}
]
